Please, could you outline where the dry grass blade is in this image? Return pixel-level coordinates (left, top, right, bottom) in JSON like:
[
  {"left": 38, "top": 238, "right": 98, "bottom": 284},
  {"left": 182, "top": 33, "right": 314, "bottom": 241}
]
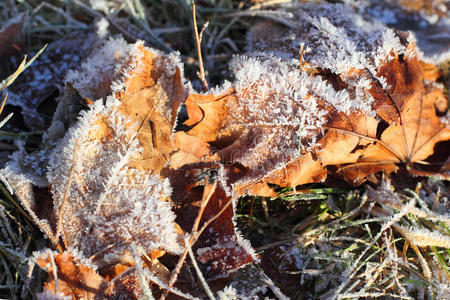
[
  {"left": 160, "top": 180, "right": 217, "bottom": 300},
  {"left": 185, "top": 236, "right": 214, "bottom": 300},
  {"left": 0, "top": 44, "right": 47, "bottom": 91}
]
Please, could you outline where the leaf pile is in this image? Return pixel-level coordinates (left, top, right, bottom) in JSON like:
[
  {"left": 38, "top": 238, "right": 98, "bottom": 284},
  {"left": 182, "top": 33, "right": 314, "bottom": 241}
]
[
  {"left": 184, "top": 3, "right": 449, "bottom": 196},
  {"left": 0, "top": 1, "right": 448, "bottom": 299}
]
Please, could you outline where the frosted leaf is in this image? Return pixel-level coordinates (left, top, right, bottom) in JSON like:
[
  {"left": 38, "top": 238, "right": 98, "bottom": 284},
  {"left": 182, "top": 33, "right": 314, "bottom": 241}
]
[
  {"left": 65, "top": 37, "right": 186, "bottom": 124},
  {"left": 65, "top": 37, "right": 134, "bottom": 100},
  {"left": 218, "top": 56, "right": 328, "bottom": 186},
  {"left": 47, "top": 97, "right": 182, "bottom": 261},
  {"left": 245, "top": 2, "right": 422, "bottom": 116},
  {"left": 170, "top": 179, "right": 256, "bottom": 275},
  {"left": 33, "top": 249, "right": 105, "bottom": 299},
  {"left": 209, "top": 2, "right": 431, "bottom": 191}
]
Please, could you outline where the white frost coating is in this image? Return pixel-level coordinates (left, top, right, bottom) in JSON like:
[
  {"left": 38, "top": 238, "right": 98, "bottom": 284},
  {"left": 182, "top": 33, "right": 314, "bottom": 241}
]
[
  {"left": 90, "top": 0, "right": 109, "bottom": 13},
  {"left": 401, "top": 226, "right": 450, "bottom": 248},
  {"left": 226, "top": 55, "right": 327, "bottom": 176},
  {"left": 217, "top": 286, "right": 240, "bottom": 300},
  {"left": 374, "top": 29, "right": 406, "bottom": 66},
  {"left": 65, "top": 37, "right": 134, "bottom": 100},
  {"left": 208, "top": 80, "right": 233, "bottom": 96},
  {"left": 47, "top": 96, "right": 182, "bottom": 259},
  {"left": 0, "top": 151, "right": 55, "bottom": 242},
  {"left": 231, "top": 197, "right": 259, "bottom": 263},
  {"left": 95, "top": 17, "right": 109, "bottom": 38},
  {"left": 246, "top": 2, "right": 426, "bottom": 119},
  {"left": 435, "top": 284, "right": 450, "bottom": 300},
  {"left": 36, "top": 290, "right": 72, "bottom": 300},
  {"left": 217, "top": 264, "right": 287, "bottom": 299}
]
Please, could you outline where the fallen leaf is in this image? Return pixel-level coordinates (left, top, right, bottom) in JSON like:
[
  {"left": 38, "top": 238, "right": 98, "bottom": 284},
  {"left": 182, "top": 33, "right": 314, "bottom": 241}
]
[
  {"left": 36, "top": 250, "right": 105, "bottom": 299},
  {"left": 194, "top": 182, "right": 256, "bottom": 274}
]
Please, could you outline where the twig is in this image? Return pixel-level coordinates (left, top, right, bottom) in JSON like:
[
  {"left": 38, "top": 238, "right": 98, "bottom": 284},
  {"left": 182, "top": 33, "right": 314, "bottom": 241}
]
[
  {"left": 192, "top": 1, "right": 208, "bottom": 91},
  {"left": 186, "top": 236, "right": 215, "bottom": 300},
  {"left": 49, "top": 252, "right": 59, "bottom": 295},
  {"left": 196, "top": 195, "right": 233, "bottom": 239},
  {"left": 160, "top": 180, "right": 217, "bottom": 300},
  {"left": 131, "top": 245, "right": 154, "bottom": 300}
]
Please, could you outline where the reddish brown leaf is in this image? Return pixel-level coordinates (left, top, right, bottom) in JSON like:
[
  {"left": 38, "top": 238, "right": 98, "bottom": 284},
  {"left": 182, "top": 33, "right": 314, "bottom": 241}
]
[
  {"left": 36, "top": 251, "right": 105, "bottom": 299},
  {"left": 194, "top": 183, "right": 255, "bottom": 274}
]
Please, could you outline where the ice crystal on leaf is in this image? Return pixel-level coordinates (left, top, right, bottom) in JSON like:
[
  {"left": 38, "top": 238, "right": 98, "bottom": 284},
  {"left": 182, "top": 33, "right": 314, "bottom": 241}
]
[
  {"left": 34, "top": 249, "right": 104, "bottom": 299},
  {"left": 24, "top": 35, "right": 258, "bottom": 298},
  {"left": 223, "top": 56, "right": 327, "bottom": 180},
  {"left": 65, "top": 37, "right": 134, "bottom": 100},
  {"left": 0, "top": 148, "right": 56, "bottom": 243},
  {"left": 247, "top": 2, "right": 414, "bottom": 114}
]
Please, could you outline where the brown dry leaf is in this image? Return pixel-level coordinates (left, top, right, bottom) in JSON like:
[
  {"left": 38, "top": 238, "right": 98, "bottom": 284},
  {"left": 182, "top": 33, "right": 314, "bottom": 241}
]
[
  {"left": 36, "top": 251, "right": 105, "bottom": 299},
  {"left": 17, "top": 3, "right": 448, "bottom": 298},
  {"left": 34, "top": 37, "right": 259, "bottom": 299},
  {"left": 194, "top": 182, "right": 256, "bottom": 274},
  {"left": 183, "top": 92, "right": 237, "bottom": 143},
  {"left": 47, "top": 39, "right": 189, "bottom": 263},
  {"left": 110, "top": 44, "right": 258, "bottom": 276},
  {"left": 337, "top": 48, "right": 450, "bottom": 182},
  {"left": 170, "top": 171, "right": 257, "bottom": 276}
]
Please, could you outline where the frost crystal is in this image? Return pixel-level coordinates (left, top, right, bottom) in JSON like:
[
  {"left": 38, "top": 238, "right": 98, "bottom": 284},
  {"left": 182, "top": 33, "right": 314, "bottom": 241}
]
[
  {"left": 224, "top": 56, "right": 328, "bottom": 182},
  {"left": 47, "top": 97, "right": 182, "bottom": 260},
  {"left": 0, "top": 149, "right": 55, "bottom": 243},
  {"left": 65, "top": 37, "right": 134, "bottom": 100},
  {"left": 246, "top": 2, "right": 416, "bottom": 116}
]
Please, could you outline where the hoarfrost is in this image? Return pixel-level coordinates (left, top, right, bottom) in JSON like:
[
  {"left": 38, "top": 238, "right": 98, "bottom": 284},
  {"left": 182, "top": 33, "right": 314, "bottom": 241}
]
[
  {"left": 47, "top": 97, "right": 182, "bottom": 261},
  {"left": 224, "top": 56, "right": 327, "bottom": 181},
  {"left": 0, "top": 149, "right": 55, "bottom": 242},
  {"left": 245, "top": 1, "right": 422, "bottom": 118},
  {"left": 217, "top": 264, "right": 288, "bottom": 299},
  {"left": 65, "top": 37, "right": 134, "bottom": 100}
]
